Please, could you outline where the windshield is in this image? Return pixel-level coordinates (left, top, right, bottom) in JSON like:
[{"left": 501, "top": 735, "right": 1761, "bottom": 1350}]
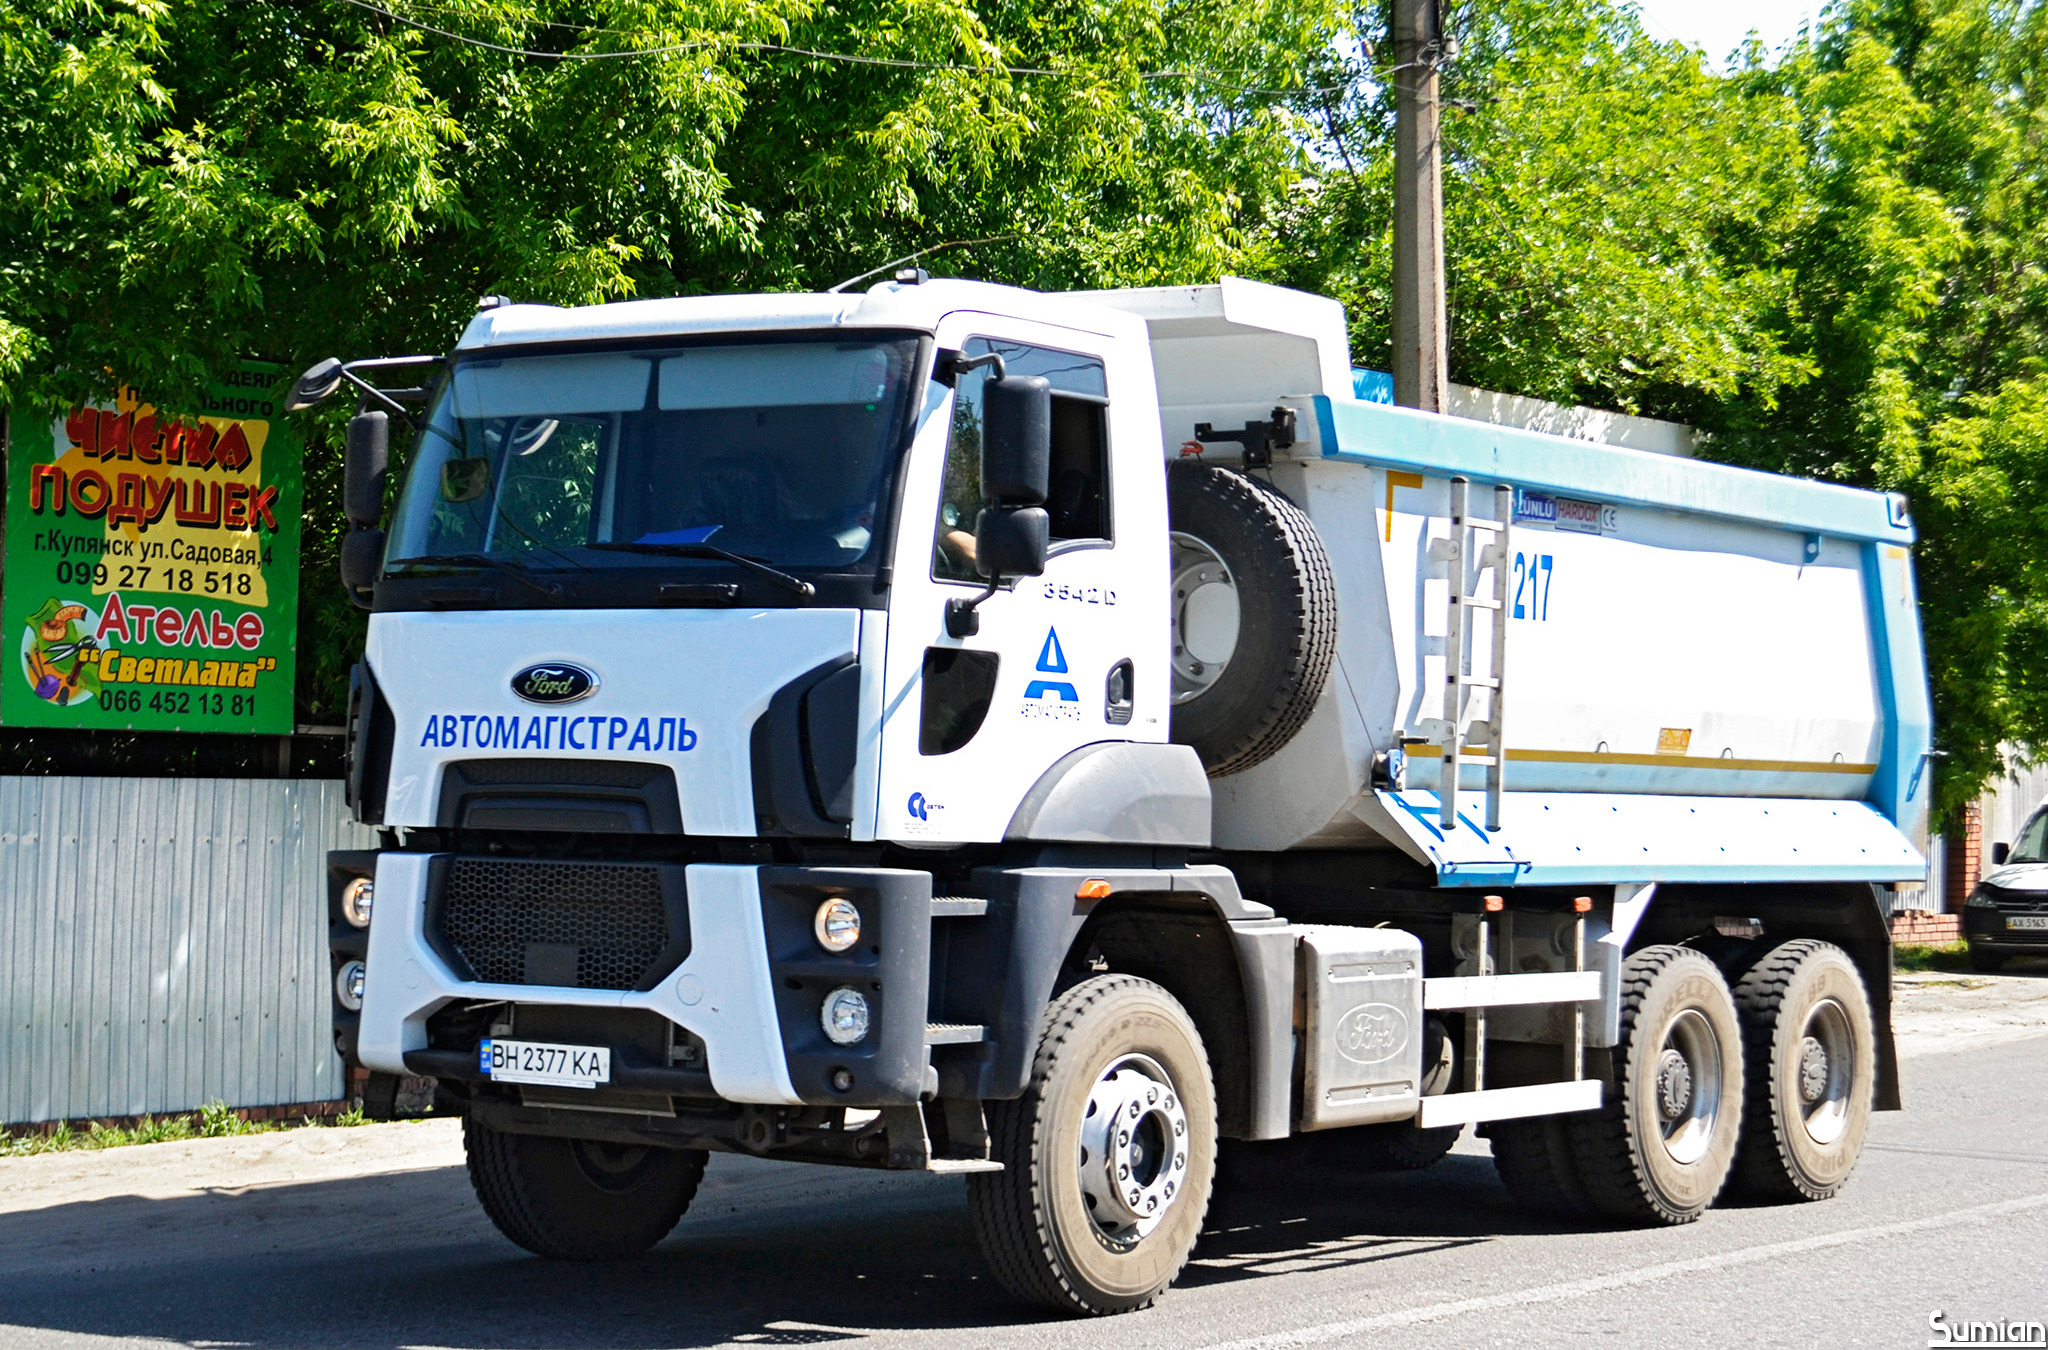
[
  {"left": 387, "top": 337, "right": 921, "bottom": 577},
  {"left": 2012, "top": 809, "right": 2048, "bottom": 864}
]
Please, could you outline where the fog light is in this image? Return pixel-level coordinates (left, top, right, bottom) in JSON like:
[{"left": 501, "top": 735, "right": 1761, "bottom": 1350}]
[
  {"left": 821, "top": 987, "right": 870, "bottom": 1045},
  {"left": 341, "top": 876, "right": 374, "bottom": 928},
  {"left": 814, "top": 897, "right": 861, "bottom": 953},
  {"left": 336, "top": 960, "right": 366, "bottom": 1012}
]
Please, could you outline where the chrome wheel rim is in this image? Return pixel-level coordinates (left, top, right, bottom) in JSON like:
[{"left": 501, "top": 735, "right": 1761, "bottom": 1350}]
[
  {"left": 1655, "top": 1008, "right": 1723, "bottom": 1166},
  {"left": 1796, "top": 997, "right": 1855, "bottom": 1146},
  {"left": 1076, "top": 1053, "right": 1191, "bottom": 1246},
  {"left": 1170, "top": 532, "right": 1240, "bottom": 705}
]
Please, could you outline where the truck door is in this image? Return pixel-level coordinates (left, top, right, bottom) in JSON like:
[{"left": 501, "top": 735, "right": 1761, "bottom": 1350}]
[{"left": 876, "top": 317, "right": 1161, "bottom": 843}]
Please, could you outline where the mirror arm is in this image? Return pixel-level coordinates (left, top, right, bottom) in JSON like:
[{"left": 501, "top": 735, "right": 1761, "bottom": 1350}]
[
  {"left": 334, "top": 356, "right": 445, "bottom": 426},
  {"left": 940, "top": 350, "right": 1006, "bottom": 385},
  {"left": 945, "top": 583, "right": 998, "bottom": 639}
]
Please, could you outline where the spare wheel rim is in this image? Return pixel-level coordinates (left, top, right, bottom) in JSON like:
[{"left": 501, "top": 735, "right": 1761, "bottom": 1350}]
[{"left": 1170, "top": 532, "right": 1240, "bottom": 705}]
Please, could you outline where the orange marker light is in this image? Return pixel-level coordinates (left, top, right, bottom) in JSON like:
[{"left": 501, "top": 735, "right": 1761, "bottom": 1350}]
[
  {"left": 1484, "top": 894, "right": 1504, "bottom": 913},
  {"left": 1573, "top": 896, "right": 1593, "bottom": 913},
  {"left": 1077, "top": 879, "right": 1113, "bottom": 900}
]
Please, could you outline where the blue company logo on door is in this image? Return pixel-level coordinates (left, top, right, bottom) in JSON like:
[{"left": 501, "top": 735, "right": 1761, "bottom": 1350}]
[{"left": 1022, "top": 628, "right": 1083, "bottom": 721}]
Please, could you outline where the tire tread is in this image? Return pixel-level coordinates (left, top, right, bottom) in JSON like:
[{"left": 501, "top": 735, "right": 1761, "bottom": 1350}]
[
  {"left": 1565, "top": 944, "right": 1736, "bottom": 1225},
  {"left": 1167, "top": 464, "right": 1338, "bottom": 777},
  {"left": 1731, "top": 939, "right": 1865, "bottom": 1202},
  {"left": 968, "top": 974, "right": 1210, "bottom": 1315}
]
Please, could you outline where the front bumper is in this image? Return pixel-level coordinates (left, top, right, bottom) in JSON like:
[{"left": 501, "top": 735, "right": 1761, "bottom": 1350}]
[
  {"left": 347, "top": 854, "right": 934, "bottom": 1107},
  {"left": 1963, "top": 904, "right": 2048, "bottom": 950}
]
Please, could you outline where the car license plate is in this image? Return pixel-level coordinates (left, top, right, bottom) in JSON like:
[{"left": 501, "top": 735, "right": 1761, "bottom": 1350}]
[
  {"left": 2007, "top": 916, "right": 2048, "bottom": 931},
  {"left": 479, "top": 1039, "right": 610, "bottom": 1089}
]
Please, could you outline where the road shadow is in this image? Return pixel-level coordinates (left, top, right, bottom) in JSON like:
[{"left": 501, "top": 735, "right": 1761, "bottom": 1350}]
[{"left": 0, "top": 1135, "right": 1590, "bottom": 1348}]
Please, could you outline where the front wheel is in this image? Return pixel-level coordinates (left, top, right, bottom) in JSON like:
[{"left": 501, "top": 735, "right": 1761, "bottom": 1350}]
[
  {"left": 464, "top": 1118, "right": 707, "bottom": 1260},
  {"left": 1968, "top": 944, "right": 2007, "bottom": 973},
  {"left": 969, "top": 975, "right": 1218, "bottom": 1316}
]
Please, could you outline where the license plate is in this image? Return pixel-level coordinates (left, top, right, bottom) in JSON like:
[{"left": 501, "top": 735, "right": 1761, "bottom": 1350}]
[
  {"left": 479, "top": 1038, "right": 611, "bottom": 1089},
  {"left": 2007, "top": 916, "right": 2048, "bottom": 931}
]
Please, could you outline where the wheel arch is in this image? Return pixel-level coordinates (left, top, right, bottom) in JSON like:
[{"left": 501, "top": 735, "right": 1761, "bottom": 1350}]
[
  {"left": 1627, "top": 882, "right": 1900, "bottom": 1111},
  {"left": 946, "top": 863, "right": 1292, "bottom": 1139}
]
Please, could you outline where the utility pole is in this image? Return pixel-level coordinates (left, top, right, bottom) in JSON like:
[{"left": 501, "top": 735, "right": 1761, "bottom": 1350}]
[{"left": 1392, "top": 0, "right": 1447, "bottom": 412}]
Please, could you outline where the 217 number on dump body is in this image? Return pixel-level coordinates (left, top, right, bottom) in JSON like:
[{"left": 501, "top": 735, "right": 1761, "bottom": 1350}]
[{"left": 1513, "top": 552, "right": 1554, "bottom": 621}]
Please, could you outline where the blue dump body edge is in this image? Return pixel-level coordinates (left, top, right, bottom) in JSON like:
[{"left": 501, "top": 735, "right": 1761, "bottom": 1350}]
[{"left": 1307, "top": 395, "right": 1931, "bottom": 883}]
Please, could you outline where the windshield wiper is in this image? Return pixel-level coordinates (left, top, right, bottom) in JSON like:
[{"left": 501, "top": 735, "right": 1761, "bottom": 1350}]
[
  {"left": 392, "top": 552, "right": 563, "bottom": 598},
  {"left": 588, "top": 543, "right": 816, "bottom": 598}
]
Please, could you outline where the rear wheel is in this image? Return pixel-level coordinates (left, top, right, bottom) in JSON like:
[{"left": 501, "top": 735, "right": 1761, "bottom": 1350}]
[
  {"left": 969, "top": 975, "right": 1217, "bottom": 1315},
  {"left": 1566, "top": 946, "right": 1744, "bottom": 1224},
  {"left": 1325, "top": 1120, "right": 1463, "bottom": 1172},
  {"left": 464, "top": 1117, "right": 707, "bottom": 1260},
  {"left": 1491, "top": 1117, "right": 1592, "bottom": 1215},
  {"left": 1732, "top": 940, "right": 1876, "bottom": 1201}
]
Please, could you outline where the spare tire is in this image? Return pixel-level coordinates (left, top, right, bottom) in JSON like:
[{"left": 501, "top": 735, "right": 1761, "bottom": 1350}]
[{"left": 1166, "top": 462, "right": 1338, "bottom": 777}]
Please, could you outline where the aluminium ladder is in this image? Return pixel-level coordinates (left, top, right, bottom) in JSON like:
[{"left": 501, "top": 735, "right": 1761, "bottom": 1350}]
[{"left": 1430, "top": 477, "right": 1512, "bottom": 831}]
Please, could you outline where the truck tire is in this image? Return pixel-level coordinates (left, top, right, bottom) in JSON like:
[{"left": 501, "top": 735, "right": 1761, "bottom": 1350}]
[
  {"left": 968, "top": 974, "right": 1217, "bottom": 1315},
  {"left": 1731, "top": 940, "right": 1876, "bottom": 1202},
  {"left": 464, "top": 1117, "right": 707, "bottom": 1260},
  {"left": 1565, "top": 945, "right": 1744, "bottom": 1224},
  {"left": 1166, "top": 462, "right": 1338, "bottom": 777},
  {"left": 1324, "top": 1120, "right": 1463, "bottom": 1172},
  {"left": 1490, "top": 1118, "right": 1592, "bottom": 1215}
]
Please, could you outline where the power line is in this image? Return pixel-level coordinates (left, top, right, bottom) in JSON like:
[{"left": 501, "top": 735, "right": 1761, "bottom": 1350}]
[{"left": 331, "top": 0, "right": 1361, "bottom": 97}]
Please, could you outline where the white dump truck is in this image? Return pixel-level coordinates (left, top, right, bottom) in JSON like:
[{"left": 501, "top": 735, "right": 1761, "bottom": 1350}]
[{"left": 294, "top": 275, "right": 1931, "bottom": 1315}]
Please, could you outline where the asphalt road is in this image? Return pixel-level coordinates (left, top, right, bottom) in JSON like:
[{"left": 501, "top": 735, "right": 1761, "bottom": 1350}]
[{"left": 6, "top": 974, "right": 2048, "bottom": 1350}]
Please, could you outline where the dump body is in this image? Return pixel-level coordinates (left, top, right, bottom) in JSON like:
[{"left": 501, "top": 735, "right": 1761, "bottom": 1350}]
[{"left": 1090, "top": 280, "right": 1931, "bottom": 883}]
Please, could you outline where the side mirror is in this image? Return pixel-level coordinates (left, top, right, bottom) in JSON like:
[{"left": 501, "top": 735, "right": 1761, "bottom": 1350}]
[
  {"left": 345, "top": 411, "right": 389, "bottom": 527},
  {"left": 981, "top": 374, "right": 1051, "bottom": 505},
  {"left": 1993, "top": 841, "right": 2011, "bottom": 867},
  {"left": 974, "top": 506, "right": 1049, "bottom": 580},
  {"left": 340, "top": 528, "right": 385, "bottom": 607},
  {"left": 287, "top": 358, "right": 346, "bottom": 412}
]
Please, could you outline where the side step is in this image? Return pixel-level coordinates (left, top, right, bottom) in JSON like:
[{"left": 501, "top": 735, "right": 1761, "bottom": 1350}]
[
  {"left": 1424, "top": 970, "right": 1601, "bottom": 1009},
  {"left": 1416, "top": 1079, "right": 1603, "bottom": 1129},
  {"left": 931, "top": 896, "right": 989, "bottom": 917},
  {"left": 925, "top": 1023, "right": 987, "bottom": 1046}
]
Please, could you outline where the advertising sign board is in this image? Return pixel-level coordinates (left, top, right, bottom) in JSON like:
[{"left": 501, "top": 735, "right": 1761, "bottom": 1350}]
[{"left": 2, "top": 367, "right": 303, "bottom": 733}]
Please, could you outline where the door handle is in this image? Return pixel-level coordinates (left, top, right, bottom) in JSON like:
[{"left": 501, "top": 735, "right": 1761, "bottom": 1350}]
[{"left": 1105, "top": 659, "right": 1134, "bottom": 725}]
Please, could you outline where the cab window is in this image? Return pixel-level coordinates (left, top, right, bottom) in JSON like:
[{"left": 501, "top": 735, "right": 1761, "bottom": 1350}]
[{"left": 934, "top": 339, "right": 1110, "bottom": 584}]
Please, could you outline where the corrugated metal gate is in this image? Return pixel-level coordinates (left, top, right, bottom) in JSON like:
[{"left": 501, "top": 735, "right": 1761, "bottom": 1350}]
[{"left": 0, "top": 776, "right": 374, "bottom": 1126}]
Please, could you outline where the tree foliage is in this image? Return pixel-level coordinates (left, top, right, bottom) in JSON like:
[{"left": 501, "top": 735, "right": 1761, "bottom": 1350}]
[
  {"left": 1266, "top": 0, "right": 2048, "bottom": 822},
  {"left": 0, "top": 0, "right": 1342, "bottom": 722},
  {"left": 2, "top": 0, "right": 2045, "bottom": 824}
]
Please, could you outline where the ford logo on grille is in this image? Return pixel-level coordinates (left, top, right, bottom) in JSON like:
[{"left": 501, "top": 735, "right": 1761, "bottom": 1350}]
[{"left": 511, "top": 662, "right": 599, "bottom": 705}]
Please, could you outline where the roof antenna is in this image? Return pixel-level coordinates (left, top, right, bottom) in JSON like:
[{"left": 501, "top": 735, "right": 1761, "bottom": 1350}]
[{"left": 825, "top": 235, "right": 1018, "bottom": 294}]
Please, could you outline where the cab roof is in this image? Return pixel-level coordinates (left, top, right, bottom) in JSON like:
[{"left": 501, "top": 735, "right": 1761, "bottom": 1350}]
[{"left": 454, "top": 278, "right": 1147, "bottom": 351}]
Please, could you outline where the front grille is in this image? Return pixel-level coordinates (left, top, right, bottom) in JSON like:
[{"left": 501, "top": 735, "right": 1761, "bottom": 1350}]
[
  {"left": 1979, "top": 884, "right": 2048, "bottom": 913},
  {"left": 435, "top": 858, "right": 677, "bottom": 990}
]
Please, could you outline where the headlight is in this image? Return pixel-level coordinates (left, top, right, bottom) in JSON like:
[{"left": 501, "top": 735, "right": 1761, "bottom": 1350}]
[
  {"left": 341, "top": 876, "right": 374, "bottom": 928},
  {"left": 336, "top": 960, "right": 366, "bottom": 1012},
  {"left": 820, "top": 987, "right": 870, "bottom": 1045},
  {"left": 1966, "top": 889, "right": 1998, "bottom": 909},
  {"left": 814, "top": 897, "right": 861, "bottom": 953}
]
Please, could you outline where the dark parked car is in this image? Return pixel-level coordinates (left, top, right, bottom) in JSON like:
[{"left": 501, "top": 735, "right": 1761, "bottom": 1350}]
[{"left": 1965, "top": 804, "right": 2048, "bottom": 971}]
